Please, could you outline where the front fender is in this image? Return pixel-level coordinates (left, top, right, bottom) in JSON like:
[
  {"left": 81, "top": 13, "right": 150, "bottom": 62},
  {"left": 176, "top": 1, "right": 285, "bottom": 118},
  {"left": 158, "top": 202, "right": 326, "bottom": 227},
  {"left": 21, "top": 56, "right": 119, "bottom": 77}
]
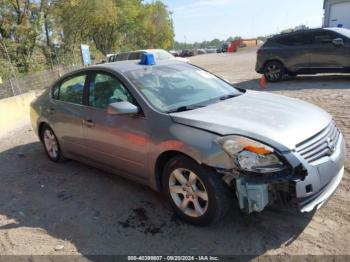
[{"left": 148, "top": 123, "right": 236, "bottom": 189}]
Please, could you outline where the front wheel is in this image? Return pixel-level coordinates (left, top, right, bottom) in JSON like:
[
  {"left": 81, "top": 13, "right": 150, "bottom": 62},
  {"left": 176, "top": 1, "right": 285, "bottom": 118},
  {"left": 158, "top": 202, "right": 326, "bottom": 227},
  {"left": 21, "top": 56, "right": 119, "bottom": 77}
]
[
  {"left": 162, "top": 156, "right": 232, "bottom": 226},
  {"left": 41, "top": 125, "right": 66, "bottom": 162},
  {"left": 264, "top": 61, "right": 285, "bottom": 82}
]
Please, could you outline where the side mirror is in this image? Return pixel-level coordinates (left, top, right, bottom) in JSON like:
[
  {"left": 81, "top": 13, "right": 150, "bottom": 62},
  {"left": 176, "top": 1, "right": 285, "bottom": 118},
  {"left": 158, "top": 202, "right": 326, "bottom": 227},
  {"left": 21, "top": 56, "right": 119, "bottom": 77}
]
[
  {"left": 332, "top": 38, "right": 344, "bottom": 46},
  {"left": 107, "top": 101, "right": 139, "bottom": 115}
]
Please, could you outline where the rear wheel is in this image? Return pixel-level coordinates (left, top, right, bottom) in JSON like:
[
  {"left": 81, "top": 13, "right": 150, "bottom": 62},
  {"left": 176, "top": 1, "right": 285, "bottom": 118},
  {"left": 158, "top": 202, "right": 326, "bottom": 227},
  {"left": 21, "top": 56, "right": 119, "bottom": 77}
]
[
  {"left": 264, "top": 61, "right": 285, "bottom": 82},
  {"left": 162, "top": 156, "right": 232, "bottom": 226},
  {"left": 41, "top": 125, "right": 66, "bottom": 162}
]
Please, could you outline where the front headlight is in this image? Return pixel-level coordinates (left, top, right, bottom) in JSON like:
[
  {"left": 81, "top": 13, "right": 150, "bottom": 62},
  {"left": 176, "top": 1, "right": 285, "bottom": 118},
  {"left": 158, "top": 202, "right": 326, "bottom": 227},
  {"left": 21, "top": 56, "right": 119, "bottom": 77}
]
[{"left": 217, "top": 136, "right": 286, "bottom": 173}]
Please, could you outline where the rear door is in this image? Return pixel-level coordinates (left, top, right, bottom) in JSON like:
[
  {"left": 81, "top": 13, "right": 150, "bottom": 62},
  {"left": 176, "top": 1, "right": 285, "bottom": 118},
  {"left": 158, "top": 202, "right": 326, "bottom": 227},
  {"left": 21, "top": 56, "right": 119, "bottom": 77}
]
[
  {"left": 308, "top": 29, "right": 348, "bottom": 69},
  {"left": 275, "top": 32, "right": 313, "bottom": 71},
  {"left": 49, "top": 73, "right": 88, "bottom": 155},
  {"left": 81, "top": 70, "right": 150, "bottom": 178}
]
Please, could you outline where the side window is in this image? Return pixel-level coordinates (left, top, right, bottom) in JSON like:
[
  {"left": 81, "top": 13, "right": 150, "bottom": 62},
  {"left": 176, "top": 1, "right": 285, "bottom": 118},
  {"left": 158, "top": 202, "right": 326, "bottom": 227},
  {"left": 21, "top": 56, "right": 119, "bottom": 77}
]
[
  {"left": 312, "top": 31, "right": 336, "bottom": 44},
  {"left": 295, "top": 33, "right": 312, "bottom": 45},
  {"left": 115, "top": 53, "right": 129, "bottom": 61},
  {"left": 108, "top": 55, "right": 115, "bottom": 63},
  {"left": 56, "top": 74, "right": 86, "bottom": 104},
  {"left": 88, "top": 73, "right": 134, "bottom": 109},
  {"left": 276, "top": 36, "right": 293, "bottom": 45},
  {"left": 128, "top": 52, "right": 142, "bottom": 60},
  {"left": 277, "top": 33, "right": 312, "bottom": 46}
]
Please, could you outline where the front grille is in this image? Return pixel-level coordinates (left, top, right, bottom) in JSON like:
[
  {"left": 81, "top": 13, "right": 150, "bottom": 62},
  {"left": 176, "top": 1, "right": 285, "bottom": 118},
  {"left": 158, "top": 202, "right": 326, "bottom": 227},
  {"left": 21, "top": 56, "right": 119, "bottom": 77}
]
[{"left": 296, "top": 121, "right": 340, "bottom": 163}]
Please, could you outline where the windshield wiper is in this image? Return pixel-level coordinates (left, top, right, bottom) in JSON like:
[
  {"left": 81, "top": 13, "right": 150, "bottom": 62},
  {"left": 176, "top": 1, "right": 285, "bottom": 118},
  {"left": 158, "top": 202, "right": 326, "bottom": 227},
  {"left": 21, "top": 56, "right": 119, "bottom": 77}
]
[
  {"left": 167, "top": 104, "right": 206, "bottom": 113},
  {"left": 219, "top": 94, "right": 241, "bottom": 101}
]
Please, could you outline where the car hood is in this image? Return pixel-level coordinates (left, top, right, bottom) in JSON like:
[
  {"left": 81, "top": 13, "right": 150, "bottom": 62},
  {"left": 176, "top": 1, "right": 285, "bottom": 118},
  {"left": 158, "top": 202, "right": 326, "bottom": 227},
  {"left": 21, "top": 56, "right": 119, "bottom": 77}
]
[{"left": 170, "top": 90, "right": 331, "bottom": 150}]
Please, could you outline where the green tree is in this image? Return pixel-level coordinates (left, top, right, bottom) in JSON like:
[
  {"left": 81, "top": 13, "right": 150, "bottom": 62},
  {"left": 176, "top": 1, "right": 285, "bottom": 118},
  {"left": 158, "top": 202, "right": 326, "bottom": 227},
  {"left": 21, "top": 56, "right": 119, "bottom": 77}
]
[
  {"left": 142, "top": 1, "right": 174, "bottom": 49},
  {"left": 0, "top": 0, "right": 44, "bottom": 72},
  {"left": 0, "top": 0, "right": 175, "bottom": 80}
]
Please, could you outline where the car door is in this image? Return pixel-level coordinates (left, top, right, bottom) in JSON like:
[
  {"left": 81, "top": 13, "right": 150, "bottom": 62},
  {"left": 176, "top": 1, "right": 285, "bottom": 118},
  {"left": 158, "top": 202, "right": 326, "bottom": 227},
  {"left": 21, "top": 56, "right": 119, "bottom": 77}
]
[
  {"left": 49, "top": 72, "right": 88, "bottom": 155},
  {"left": 308, "top": 30, "right": 348, "bottom": 69},
  {"left": 81, "top": 71, "right": 150, "bottom": 178},
  {"left": 275, "top": 32, "right": 313, "bottom": 71}
]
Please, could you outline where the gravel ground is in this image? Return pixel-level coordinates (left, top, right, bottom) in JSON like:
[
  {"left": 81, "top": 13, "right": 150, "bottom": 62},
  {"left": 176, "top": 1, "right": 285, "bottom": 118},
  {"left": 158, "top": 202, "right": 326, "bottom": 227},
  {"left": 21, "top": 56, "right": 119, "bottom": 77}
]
[{"left": 0, "top": 48, "right": 349, "bottom": 259}]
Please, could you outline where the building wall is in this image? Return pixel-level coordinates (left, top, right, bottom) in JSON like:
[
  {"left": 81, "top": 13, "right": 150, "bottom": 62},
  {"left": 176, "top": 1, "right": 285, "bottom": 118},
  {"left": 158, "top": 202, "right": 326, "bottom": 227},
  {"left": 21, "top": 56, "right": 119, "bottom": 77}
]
[
  {"left": 323, "top": 0, "right": 350, "bottom": 28},
  {"left": 242, "top": 39, "right": 257, "bottom": 47},
  {"left": 0, "top": 91, "right": 40, "bottom": 138}
]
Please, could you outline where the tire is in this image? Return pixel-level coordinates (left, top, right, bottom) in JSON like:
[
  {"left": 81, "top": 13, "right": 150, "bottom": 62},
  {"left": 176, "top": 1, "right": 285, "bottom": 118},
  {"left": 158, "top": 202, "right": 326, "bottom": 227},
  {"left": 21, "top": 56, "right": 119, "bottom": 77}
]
[
  {"left": 40, "top": 125, "right": 66, "bottom": 162},
  {"left": 162, "top": 156, "right": 232, "bottom": 226},
  {"left": 264, "top": 61, "right": 285, "bottom": 82}
]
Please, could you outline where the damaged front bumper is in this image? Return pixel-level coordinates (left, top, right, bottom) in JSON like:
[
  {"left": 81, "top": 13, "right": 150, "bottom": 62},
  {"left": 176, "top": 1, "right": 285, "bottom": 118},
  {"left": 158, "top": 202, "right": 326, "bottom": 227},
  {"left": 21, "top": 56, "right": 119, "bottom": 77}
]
[
  {"left": 299, "top": 166, "right": 344, "bottom": 212},
  {"left": 295, "top": 133, "right": 346, "bottom": 212},
  {"left": 227, "top": 133, "right": 346, "bottom": 214}
]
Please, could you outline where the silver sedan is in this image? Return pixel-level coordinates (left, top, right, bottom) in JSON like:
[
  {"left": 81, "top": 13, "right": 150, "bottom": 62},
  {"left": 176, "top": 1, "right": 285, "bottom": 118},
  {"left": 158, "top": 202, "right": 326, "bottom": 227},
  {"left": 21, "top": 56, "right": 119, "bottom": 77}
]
[{"left": 30, "top": 58, "right": 346, "bottom": 225}]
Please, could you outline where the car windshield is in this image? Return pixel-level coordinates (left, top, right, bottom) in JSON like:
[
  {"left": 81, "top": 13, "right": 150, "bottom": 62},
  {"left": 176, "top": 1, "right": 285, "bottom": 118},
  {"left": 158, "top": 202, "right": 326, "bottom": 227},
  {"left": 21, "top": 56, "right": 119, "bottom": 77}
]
[{"left": 125, "top": 64, "right": 241, "bottom": 112}]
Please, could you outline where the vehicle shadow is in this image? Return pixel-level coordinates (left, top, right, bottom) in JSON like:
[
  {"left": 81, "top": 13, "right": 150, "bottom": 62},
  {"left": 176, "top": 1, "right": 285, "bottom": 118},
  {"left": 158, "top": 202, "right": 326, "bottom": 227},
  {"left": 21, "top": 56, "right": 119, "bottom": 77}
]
[
  {"left": 0, "top": 142, "right": 314, "bottom": 258},
  {"left": 236, "top": 74, "right": 350, "bottom": 91}
]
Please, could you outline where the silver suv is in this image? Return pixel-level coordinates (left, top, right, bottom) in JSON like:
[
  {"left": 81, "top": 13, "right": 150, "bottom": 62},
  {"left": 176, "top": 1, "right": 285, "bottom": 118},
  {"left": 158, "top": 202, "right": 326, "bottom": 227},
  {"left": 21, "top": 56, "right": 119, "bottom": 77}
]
[{"left": 256, "top": 27, "right": 350, "bottom": 82}]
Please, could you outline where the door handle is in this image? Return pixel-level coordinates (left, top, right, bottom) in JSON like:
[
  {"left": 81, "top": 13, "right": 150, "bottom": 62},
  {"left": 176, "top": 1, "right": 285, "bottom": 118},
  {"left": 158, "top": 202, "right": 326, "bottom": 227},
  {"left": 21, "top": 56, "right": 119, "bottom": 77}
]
[
  {"left": 83, "top": 119, "right": 94, "bottom": 128},
  {"left": 47, "top": 108, "right": 55, "bottom": 114}
]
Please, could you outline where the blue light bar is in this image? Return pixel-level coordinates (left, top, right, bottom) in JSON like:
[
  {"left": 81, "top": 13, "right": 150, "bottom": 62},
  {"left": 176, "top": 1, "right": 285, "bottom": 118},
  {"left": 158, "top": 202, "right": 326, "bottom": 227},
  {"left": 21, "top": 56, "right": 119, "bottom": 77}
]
[{"left": 139, "top": 53, "right": 155, "bottom": 65}]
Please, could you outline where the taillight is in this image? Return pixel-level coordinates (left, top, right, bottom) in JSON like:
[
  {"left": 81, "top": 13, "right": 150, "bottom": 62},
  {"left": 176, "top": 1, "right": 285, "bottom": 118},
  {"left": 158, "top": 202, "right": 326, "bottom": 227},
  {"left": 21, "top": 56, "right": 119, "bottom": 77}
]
[{"left": 257, "top": 49, "right": 262, "bottom": 55}]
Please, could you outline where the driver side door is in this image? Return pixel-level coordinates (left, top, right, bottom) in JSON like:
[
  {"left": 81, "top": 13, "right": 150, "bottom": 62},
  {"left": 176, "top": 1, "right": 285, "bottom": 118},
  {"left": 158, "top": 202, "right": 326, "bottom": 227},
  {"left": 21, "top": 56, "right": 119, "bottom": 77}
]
[{"left": 82, "top": 71, "right": 150, "bottom": 179}]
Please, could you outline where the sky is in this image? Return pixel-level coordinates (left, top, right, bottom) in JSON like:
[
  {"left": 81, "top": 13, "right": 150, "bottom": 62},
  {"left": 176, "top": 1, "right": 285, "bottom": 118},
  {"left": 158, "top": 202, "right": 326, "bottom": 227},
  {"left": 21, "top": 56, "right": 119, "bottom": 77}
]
[{"left": 150, "top": 0, "right": 325, "bottom": 43}]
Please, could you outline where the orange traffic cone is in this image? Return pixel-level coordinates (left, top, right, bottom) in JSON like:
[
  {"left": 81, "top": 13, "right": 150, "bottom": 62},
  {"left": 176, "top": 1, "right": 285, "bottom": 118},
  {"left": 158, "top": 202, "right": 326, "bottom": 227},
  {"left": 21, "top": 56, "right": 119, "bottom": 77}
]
[{"left": 259, "top": 75, "right": 267, "bottom": 89}]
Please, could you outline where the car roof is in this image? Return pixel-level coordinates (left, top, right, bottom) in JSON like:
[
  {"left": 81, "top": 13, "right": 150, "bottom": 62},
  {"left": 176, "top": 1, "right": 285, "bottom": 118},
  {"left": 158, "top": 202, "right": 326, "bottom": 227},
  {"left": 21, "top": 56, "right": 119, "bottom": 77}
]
[
  {"left": 270, "top": 27, "right": 350, "bottom": 40},
  {"left": 51, "top": 60, "right": 190, "bottom": 87},
  {"left": 271, "top": 28, "right": 324, "bottom": 39},
  {"left": 325, "top": 27, "right": 350, "bottom": 37},
  {"left": 86, "top": 59, "right": 186, "bottom": 74}
]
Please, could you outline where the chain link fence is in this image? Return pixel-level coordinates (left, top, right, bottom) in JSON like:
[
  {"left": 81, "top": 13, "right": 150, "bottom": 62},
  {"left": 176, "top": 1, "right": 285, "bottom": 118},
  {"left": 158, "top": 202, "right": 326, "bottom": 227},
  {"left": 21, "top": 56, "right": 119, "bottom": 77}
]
[{"left": 0, "top": 65, "right": 82, "bottom": 99}]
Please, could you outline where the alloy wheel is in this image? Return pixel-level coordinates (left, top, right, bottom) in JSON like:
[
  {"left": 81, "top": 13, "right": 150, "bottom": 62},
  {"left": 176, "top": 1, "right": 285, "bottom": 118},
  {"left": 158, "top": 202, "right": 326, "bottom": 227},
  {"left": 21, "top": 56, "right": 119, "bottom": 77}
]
[
  {"left": 266, "top": 64, "right": 282, "bottom": 81},
  {"left": 169, "top": 168, "right": 209, "bottom": 217},
  {"left": 43, "top": 129, "right": 59, "bottom": 159}
]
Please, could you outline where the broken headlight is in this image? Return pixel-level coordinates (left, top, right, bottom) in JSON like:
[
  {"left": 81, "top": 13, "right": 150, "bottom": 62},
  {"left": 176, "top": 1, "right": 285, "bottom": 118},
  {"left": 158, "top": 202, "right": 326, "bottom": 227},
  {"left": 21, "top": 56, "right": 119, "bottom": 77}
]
[{"left": 217, "top": 136, "right": 286, "bottom": 173}]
